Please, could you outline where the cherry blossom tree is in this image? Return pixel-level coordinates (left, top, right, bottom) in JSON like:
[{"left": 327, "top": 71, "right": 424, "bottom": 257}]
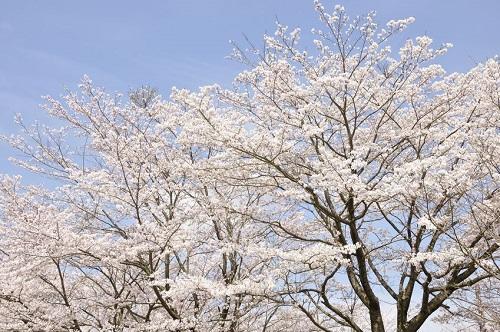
[{"left": 1, "top": 2, "right": 499, "bottom": 331}]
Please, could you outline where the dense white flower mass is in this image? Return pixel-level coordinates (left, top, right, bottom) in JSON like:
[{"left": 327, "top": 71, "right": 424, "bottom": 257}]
[{"left": 0, "top": 2, "right": 498, "bottom": 332}]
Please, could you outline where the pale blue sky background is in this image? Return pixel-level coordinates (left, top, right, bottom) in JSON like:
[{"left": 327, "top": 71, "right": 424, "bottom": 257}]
[
  {"left": 0, "top": 1, "right": 498, "bottom": 329},
  {"left": 1, "top": 0, "right": 499, "bottom": 177}
]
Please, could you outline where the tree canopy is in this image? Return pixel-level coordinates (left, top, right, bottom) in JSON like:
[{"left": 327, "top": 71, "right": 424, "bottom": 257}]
[{"left": 1, "top": 2, "right": 499, "bottom": 331}]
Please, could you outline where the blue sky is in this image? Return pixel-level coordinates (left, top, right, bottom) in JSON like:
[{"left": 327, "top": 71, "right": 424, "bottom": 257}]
[
  {"left": 1, "top": 0, "right": 498, "bottom": 193},
  {"left": 1, "top": 0, "right": 498, "bottom": 141}
]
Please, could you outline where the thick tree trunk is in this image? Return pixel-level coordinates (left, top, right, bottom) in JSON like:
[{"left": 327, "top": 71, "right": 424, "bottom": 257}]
[{"left": 369, "top": 305, "right": 385, "bottom": 332}]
